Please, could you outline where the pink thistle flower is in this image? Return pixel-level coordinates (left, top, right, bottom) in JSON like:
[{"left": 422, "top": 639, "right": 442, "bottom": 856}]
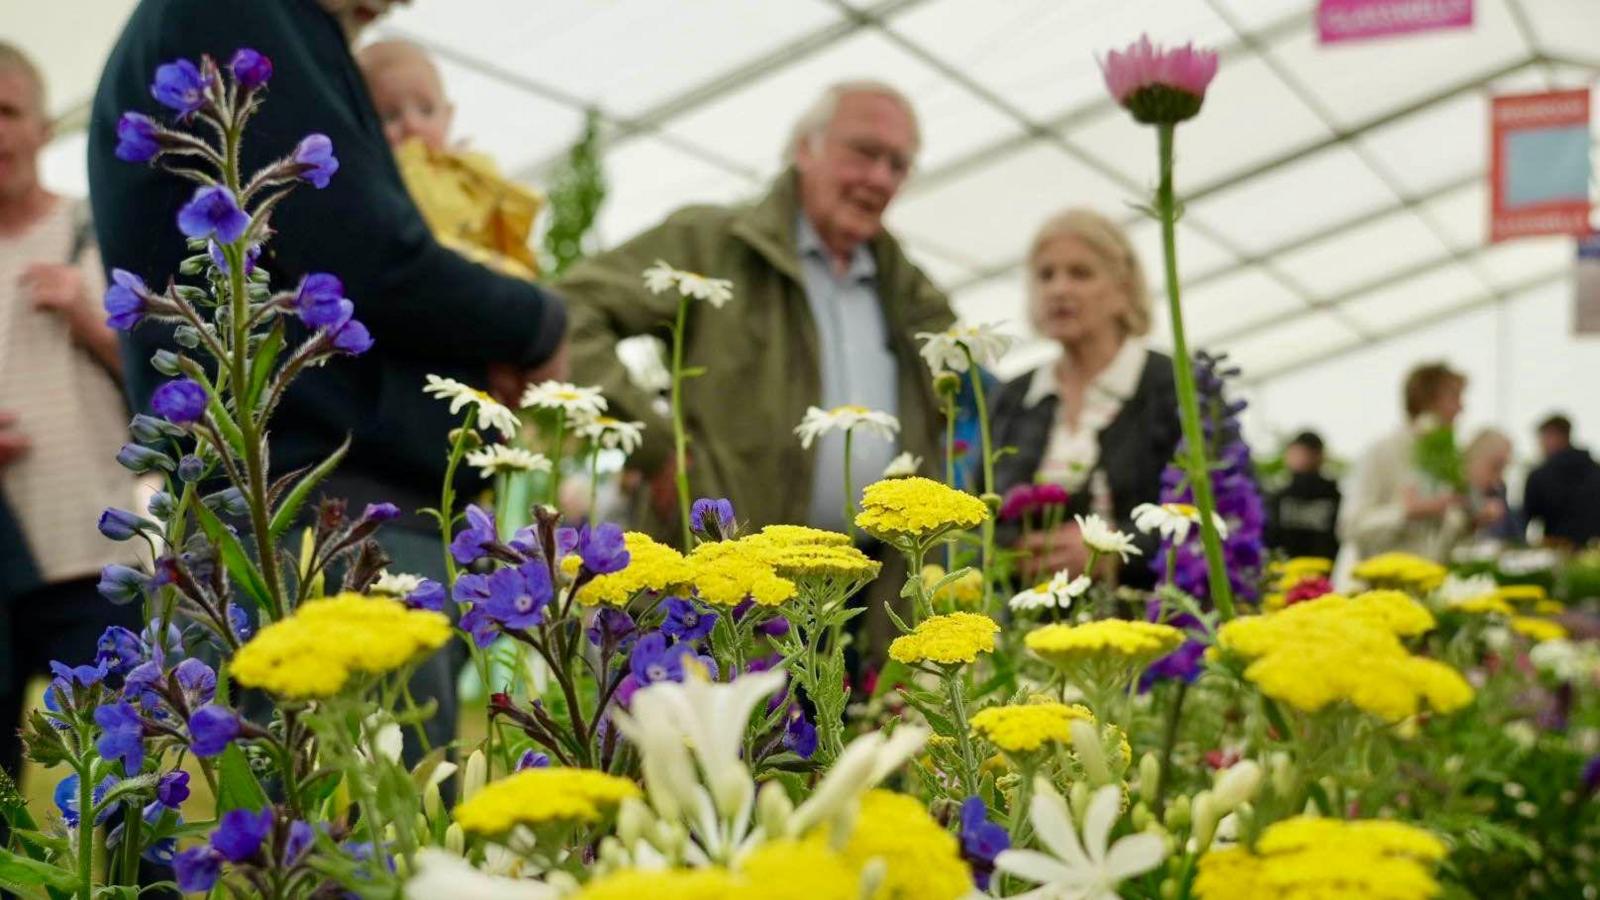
[{"left": 1100, "top": 35, "right": 1219, "bottom": 125}]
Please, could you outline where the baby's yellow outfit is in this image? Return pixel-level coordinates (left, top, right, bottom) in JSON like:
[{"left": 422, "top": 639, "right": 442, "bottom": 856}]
[{"left": 395, "top": 137, "right": 543, "bottom": 279}]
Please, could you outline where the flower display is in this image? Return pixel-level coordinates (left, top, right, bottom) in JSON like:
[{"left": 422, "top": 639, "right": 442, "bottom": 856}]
[{"left": 688, "top": 538, "right": 797, "bottom": 607}]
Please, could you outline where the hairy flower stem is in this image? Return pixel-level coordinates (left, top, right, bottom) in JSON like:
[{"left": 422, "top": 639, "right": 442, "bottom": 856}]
[
  {"left": 75, "top": 757, "right": 93, "bottom": 900},
  {"left": 437, "top": 406, "right": 479, "bottom": 585},
  {"left": 669, "top": 296, "right": 693, "bottom": 550},
  {"left": 1156, "top": 123, "right": 1234, "bottom": 621},
  {"left": 1154, "top": 680, "right": 1188, "bottom": 816},
  {"left": 963, "top": 349, "right": 998, "bottom": 608},
  {"left": 946, "top": 669, "right": 980, "bottom": 797},
  {"left": 843, "top": 429, "right": 856, "bottom": 541}
]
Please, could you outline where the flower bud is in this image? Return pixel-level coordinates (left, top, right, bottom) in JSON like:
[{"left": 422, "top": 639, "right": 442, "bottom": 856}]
[
  {"left": 933, "top": 371, "right": 962, "bottom": 398},
  {"left": 1069, "top": 719, "right": 1113, "bottom": 786},
  {"left": 1164, "top": 793, "right": 1190, "bottom": 831},
  {"left": 178, "top": 454, "right": 206, "bottom": 483},
  {"left": 461, "top": 750, "right": 486, "bottom": 802},
  {"left": 1139, "top": 752, "right": 1161, "bottom": 799},
  {"left": 1069, "top": 781, "right": 1091, "bottom": 827},
  {"left": 1211, "top": 760, "right": 1262, "bottom": 813},
  {"left": 758, "top": 780, "right": 793, "bottom": 838},
  {"left": 148, "top": 491, "right": 178, "bottom": 520},
  {"left": 444, "top": 823, "right": 464, "bottom": 855},
  {"left": 151, "top": 349, "right": 183, "bottom": 376},
  {"left": 1131, "top": 802, "right": 1153, "bottom": 832},
  {"left": 117, "top": 442, "right": 174, "bottom": 474},
  {"left": 1160, "top": 877, "right": 1180, "bottom": 900},
  {"left": 1270, "top": 751, "right": 1295, "bottom": 800},
  {"left": 617, "top": 798, "right": 652, "bottom": 850},
  {"left": 1190, "top": 790, "right": 1218, "bottom": 851},
  {"left": 423, "top": 782, "right": 443, "bottom": 821}
]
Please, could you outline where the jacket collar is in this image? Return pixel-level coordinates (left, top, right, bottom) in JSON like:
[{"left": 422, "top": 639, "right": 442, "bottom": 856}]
[
  {"left": 1024, "top": 337, "right": 1148, "bottom": 408},
  {"left": 731, "top": 168, "right": 895, "bottom": 286}
]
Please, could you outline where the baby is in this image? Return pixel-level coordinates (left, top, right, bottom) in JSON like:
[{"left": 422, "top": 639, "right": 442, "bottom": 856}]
[{"left": 358, "top": 39, "right": 542, "bottom": 278}]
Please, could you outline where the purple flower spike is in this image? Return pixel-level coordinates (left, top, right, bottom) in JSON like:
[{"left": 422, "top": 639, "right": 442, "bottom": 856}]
[
  {"left": 177, "top": 185, "right": 250, "bottom": 244},
  {"left": 293, "top": 273, "right": 346, "bottom": 327},
  {"left": 450, "top": 504, "right": 499, "bottom": 565},
  {"left": 94, "top": 700, "right": 146, "bottom": 773},
  {"left": 782, "top": 706, "right": 817, "bottom": 759},
  {"left": 575, "top": 522, "right": 629, "bottom": 574}
]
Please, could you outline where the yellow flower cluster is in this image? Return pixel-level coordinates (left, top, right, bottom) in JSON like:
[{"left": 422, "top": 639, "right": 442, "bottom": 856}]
[
  {"left": 453, "top": 767, "right": 640, "bottom": 835},
  {"left": 854, "top": 477, "right": 988, "bottom": 543},
  {"left": 921, "top": 564, "right": 984, "bottom": 609},
  {"left": 1510, "top": 616, "right": 1567, "bottom": 643},
  {"left": 754, "top": 524, "right": 852, "bottom": 547},
  {"left": 574, "top": 840, "right": 859, "bottom": 900},
  {"left": 1351, "top": 552, "right": 1447, "bottom": 592},
  {"left": 838, "top": 790, "right": 972, "bottom": 900},
  {"left": 1194, "top": 816, "right": 1447, "bottom": 900},
  {"left": 1447, "top": 594, "right": 1514, "bottom": 616},
  {"left": 888, "top": 612, "right": 999, "bottom": 665},
  {"left": 577, "top": 532, "right": 691, "bottom": 606},
  {"left": 688, "top": 539, "right": 797, "bottom": 607},
  {"left": 758, "top": 543, "right": 881, "bottom": 581},
  {"left": 1024, "top": 620, "right": 1185, "bottom": 669},
  {"left": 1272, "top": 556, "right": 1332, "bottom": 585},
  {"left": 970, "top": 702, "right": 1092, "bottom": 753},
  {"left": 231, "top": 593, "right": 450, "bottom": 699},
  {"left": 1497, "top": 583, "right": 1546, "bottom": 604},
  {"left": 1217, "top": 593, "right": 1472, "bottom": 721}
]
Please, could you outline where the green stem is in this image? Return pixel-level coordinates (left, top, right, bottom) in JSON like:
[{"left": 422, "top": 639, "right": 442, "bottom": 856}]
[
  {"left": 965, "top": 349, "right": 996, "bottom": 608},
  {"left": 438, "top": 407, "right": 478, "bottom": 585},
  {"left": 670, "top": 297, "right": 693, "bottom": 550},
  {"left": 588, "top": 444, "right": 602, "bottom": 526},
  {"left": 843, "top": 428, "right": 856, "bottom": 541},
  {"left": 76, "top": 760, "right": 93, "bottom": 900},
  {"left": 1154, "top": 680, "right": 1188, "bottom": 816},
  {"left": 943, "top": 395, "right": 956, "bottom": 571},
  {"left": 946, "top": 668, "right": 980, "bottom": 797},
  {"left": 1155, "top": 122, "right": 1234, "bottom": 621},
  {"left": 547, "top": 416, "right": 566, "bottom": 508}
]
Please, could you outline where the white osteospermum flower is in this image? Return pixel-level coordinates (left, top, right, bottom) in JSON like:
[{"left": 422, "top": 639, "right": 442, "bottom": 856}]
[
  {"left": 405, "top": 848, "right": 560, "bottom": 900},
  {"left": 641, "top": 260, "right": 734, "bottom": 309},
  {"left": 915, "top": 322, "right": 1014, "bottom": 375},
  {"left": 465, "top": 445, "right": 552, "bottom": 478},
  {"left": 423, "top": 375, "right": 520, "bottom": 438},
  {"left": 520, "top": 381, "right": 608, "bottom": 421},
  {"left": 1009, "top": 570, "right": 1091, "bottom": 612},
  {"left": 793, "top": 404, "right": 901, "bottom": 450},
  {"left": 1130, "top": 502, "right": 1229, "bottom": 544},
  {"left": 882, "top": 451, "right": 922, "bottom": 478},
  {"left": 1076, "top": 514, "right": 1142, "bottom": 562},
  {"left": 995, "top": 779, "right": 1166, "bottom": 900},
  {"left": 577, "top": 415, "right": 646, "bottom": 455},
  {"left": 370, "top": 570, "right": 423, "bottom": 596}
]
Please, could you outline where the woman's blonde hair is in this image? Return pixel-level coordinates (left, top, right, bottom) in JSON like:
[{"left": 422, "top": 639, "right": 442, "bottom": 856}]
[{"left": 1027, "top": 208, "right": 1151, "bottom": 337}]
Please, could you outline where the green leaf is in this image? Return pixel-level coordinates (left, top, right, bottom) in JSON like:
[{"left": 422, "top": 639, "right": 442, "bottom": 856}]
[
  {"left": 193, "top": 497, "right": 271, "bottom": 611},
  {"left": 244, "top": 319, "right": 286, "bottom": 413},
  {"left": 0, "top": 757, "right": 37, "bottom": 833},
  {"left": 216, "top": 744, "right": 269, "bottom": 814},
  {"left": 0, "top": 847, "right": 79, "bottom": 894},
  {"left": 268, "top": 434, "right": 351, "bottom": 539},
  {"left": 679, "top": 366, "right": 708, "bottom": 379}
]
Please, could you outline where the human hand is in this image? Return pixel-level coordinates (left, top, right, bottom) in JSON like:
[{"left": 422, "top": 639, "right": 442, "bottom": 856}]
[
  {"left": 526, "top": 338, "right": 570, "bottom": 385},
  {"left": 22, "top": 263, "right": 102, "bottom": 347},
  {"left": 1018, "top": 523, "right": 1090, "bottom": 581},
  {"left": 0, "top": 411, "right": 30, "bottom": 468},
  {"left": 646, "top": 457, "right": 684, "bottom": 525},
  {"left": 1475, "top": 497, "right": 1508, "bottom": 527},
  {"left": 1403, "top": 488, "right": 1457, "bottom": 521}
]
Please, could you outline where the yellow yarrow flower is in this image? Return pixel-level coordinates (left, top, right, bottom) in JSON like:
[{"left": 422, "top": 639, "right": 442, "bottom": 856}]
[
  {"left": 1535, "top": 598, "right": 1566, "bottom": 616},
  {"left": 1352, "top": 552, "right": 1447, "bottom": 592},
  {"left": 689, "top": 538, "right": 797, "bottom": 607},
  {"left": 753, "top": 524, "right": 852, "bottom": 548},
  {"left": 1194, "top": 816, "right": 1447, "bottom": 900},
  {"left": 837, "top": 790, "right": 971, "bottom": 900},
  {"left": 921, "top": 564, "right": 984, "bottom": 609},
  {"left": 1025, "top": 620, "right": 1184, "bottom": 669},
  {"left": 577, "top": 532, "right": 690, "bottom": 606},
  {"left": 1447, "top": 594, "right": 1514, "bottom": 616},
  {"left": 230, "top": 593, "right": 450, "bottom": 699},
  {"left": 970, "top": 702, "right": 1092, "bottom": 753},
  {"left": 1510, "top": 616, "right": 1567, "bottom": 643},
  {"left": 1496, "top": 583, "right": 1547, "bottom": 605},
  {"left": 888, "top": 612, "right": 999, "bottom": 665},
  {"left": 739, "top": 840, "right": 860, "bottom": 900},
  {"left": 573, "top": 867, "right": 740, "bottom": 900},
  {"left": 855, "top": 477, "right": 989, "bottom": 544},
  {"left": 760, "top": 543, "right": 881, "bottom": 580},
  {"left": 452, "top": 767, "right": 639, "bottom": 836}
]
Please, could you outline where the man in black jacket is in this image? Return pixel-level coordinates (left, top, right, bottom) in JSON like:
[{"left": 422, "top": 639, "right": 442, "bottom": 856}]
[
  {"left": 88, "top": 0, "right": 567, "bottom": 753},
  {"left": 1524, "top": 415, "right": 1600, "bottom": 548},
  {"left": 1265, "top": 431, "right": 1341, "bottom": 560}
]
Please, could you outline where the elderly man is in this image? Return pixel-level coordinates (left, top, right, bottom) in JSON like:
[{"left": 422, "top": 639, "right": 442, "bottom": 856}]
[
  {"left": 0, "top": 42, "right": 142, "bottom": 782},
  {"left": 562, "top": 81, "right": 954, "bottom": 540}
]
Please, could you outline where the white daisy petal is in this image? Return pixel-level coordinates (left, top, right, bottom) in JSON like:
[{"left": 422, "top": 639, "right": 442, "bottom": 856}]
[
  {"left": 1103, "top": 833, "right": 1167, "bottom": 881},
  {"left": 1082, "top": 784, "right": 1122, "bottom": 863},
  {"left": 993, "top": 849, "right": 1075, "bottom": 886},
  {"left": 519, "top": 381, "right": 608, "bottom": 423},
  {"left": 423, "top": 374, "right": 519, "bottom": 438},
  {"left": 464, "top": 445, "right": 552, "bottom": 478},
  {"left": 793, "top": 404, "right": 901, "bottom": 450},
  {"left": 1030, "top": 779, "right": 1092, "bottom": 871},
  {"left": 915, "top": 322, "right": 1014, "bottom": 375},
  {"left": 576, "top": 416, "right": 646, "bottom": 455}
]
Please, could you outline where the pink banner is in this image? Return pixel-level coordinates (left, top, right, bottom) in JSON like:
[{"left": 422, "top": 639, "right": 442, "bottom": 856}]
[{"left": 1318, "top": 0, "right": 1473, "bottom": 44}]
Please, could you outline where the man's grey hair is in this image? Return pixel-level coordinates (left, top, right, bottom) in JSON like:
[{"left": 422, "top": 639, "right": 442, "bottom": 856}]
[
  {"left": 0, "top": 41, "right": 47, "bottom": 120},
  {"left": 783, "top": 80, "right": 921, "bottom": 165}
]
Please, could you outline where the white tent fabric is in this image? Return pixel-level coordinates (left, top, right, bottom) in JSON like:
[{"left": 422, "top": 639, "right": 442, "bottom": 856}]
[{"left": 8, "top": 0, "right": 1599, "bottom": 464}]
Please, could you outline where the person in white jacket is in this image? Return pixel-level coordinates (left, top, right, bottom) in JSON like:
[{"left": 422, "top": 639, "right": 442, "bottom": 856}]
[{"left": 1339, "top": 362, "right": 1472, "bottom": 568}]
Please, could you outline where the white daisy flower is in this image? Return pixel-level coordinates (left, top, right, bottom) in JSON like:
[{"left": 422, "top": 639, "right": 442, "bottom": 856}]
[
  {"left": 520, "top": 381, "right": 608, "bottom": 421},
  {"left": 576, "top": 415, "right": 646, "bottom": 455},
  {"left": 1130, "top": 502, "right": 1229, "bottom": 544},
  {"left": 423, "top": 374, "right": 520, "bottom": 438},
  {"left": 915, "top": 322, "right": 1014, "bottom": 375},
  {"left": 641, "top": 260, "right": 734, "bottom": 309},
  {"left": 1009, "top": 569, "right": 1091, "bottom": 612},
  {"left": 465, "top": 445, "right": 552, "bottom": 478},
  {"left": 793, "top": 404, "right": 900, "bottom": 450},
  {"left": 882, "top": 451, "right": 922, "bottom": 479},
  {"left": 1436, "top": 572, "right": 1500, "bottom": 607},
  {"left": 370, "top": 570, "right": 423, "bottom": 596},
  {"left": 1076, "top": 513, "right": 1142, "bottom": 562},
  {"left": 994, "top": 779, "right": 1166, "bottom": 900}
]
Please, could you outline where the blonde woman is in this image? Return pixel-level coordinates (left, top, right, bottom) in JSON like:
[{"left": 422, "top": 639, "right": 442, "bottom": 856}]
[{"left": 990, "top": 209, "right": 1179, "bottom": 585}]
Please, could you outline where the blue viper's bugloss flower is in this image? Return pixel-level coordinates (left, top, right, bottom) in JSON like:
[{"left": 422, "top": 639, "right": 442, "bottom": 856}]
[
  {"left": 586, "top": 607, "right": 637, "bottom": 652},
  {"left": 959, "top": 796, "right": 1010, "bottom": 890},
  {"left": 150, "top": 58, "right": 208, "bottom": 117},
  {"left": 177, "top": 185, "right": 250, "bottom": 244},
  {"left": 94, "top": 700, "right": 146, "bottom": 773},
  {"left": 284, "top": 821, "right": 314, "bottom": 866},
  {"left": 574, "top": 522, "right": 629, "bottom": 574},
  {"left": 329, "top": 309, "right": 373, "bottom": 355},
  {"left": 362, "top": 502, "right": 400, "bottom": 522},
  {"left": 98, "top": 564, "right": 148, "bottom": 605},
  {"left": 661, "top": 596, "right": 717, "bottom": 642},
  {"left": 155, "top": 771, "right": 191, "bottom": 810},
  {"left": 188, "top": 703, "right": 241, "bottom": 757},
  {"left": 55, "top": 774, "right": 117, "bottom": 828},
  {"left": 450, "top": 504, "right": 498, "bottom": 565},
  {"left": 690, "top": 497, "right": 736, "bottom": 537},
  {"left": 173, "top": 847, "right": 220, "bottom": 893},
  {"left": 116, "top": 442, "right": 174, "bottom": 474},
  {"left": 782, "top": 705, "right": 817, "bottom": 759},
  {"left": 517, "top": 750, "right": 551, "bottom": 771},
  {"left": 457, "top": 604, "right": 499, "bottom": 649},
  {"left": 229, "top": 48, "right": 273, "bottom": 90},
  {"left": 96, "top": 626, "right": 144, "bottom": 679},
  {"left": 404, "top": 579, "right": 446, "bottom": 613},
  {"left": 99, "top": 508, "right": 152, "bottom": 542},
  {"left": 629, "top": 632, "right": 694, "bottom": 686},
  {"left": 294, "top": 273, "right": 346, "bottom": 327},
  {"left": 228, "top": 602, "right": 254, "bottom": 641},
  {"left": 292, "top": 134, "right": 339, "bottom": 189},
  {"left": 114, "top": 112, "right": 162, "bottom": 163},
  {"left": 213, "top": 807, "right": 274, "bottom": 862},
  {"left": 207, "top": 240, "right": 260, "bottom": 277},
  {"left": 481, "top": 563, "right": 553, "bottom": 631},
  {"left": 104, "top": 268, "right": 148, "bottom": 330},
  {"left": 174, "top": 658, "right": 219, "bottom": 707}
]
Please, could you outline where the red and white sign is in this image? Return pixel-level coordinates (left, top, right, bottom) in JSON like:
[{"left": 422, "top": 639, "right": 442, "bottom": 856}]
[
  {"left": 1317, "top": 0, "right": 1473, "bottom": 44},
  {"left": 1490, "top": 89, "right": 1592, "bottom": 243}
]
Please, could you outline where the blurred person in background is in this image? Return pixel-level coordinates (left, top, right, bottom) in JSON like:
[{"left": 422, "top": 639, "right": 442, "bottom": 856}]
[
  {"left": 1264, "top": 430, "right": 1341, "bottom": 560},
  {"left": 0, "top": 41, "right": 141, "bottom": 783},
  {"left": 1524, "top": 414, "right": 1600, "bottom": 548},
  {"left": 1462, "top": 427, "right": 1519, "bottom": 543},
  {"left": 1339, "top": 362, "right": 1469, "bottom": 564},
  {"left": 989, "top": 208, "right": 1180, "bottom": 586}
]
